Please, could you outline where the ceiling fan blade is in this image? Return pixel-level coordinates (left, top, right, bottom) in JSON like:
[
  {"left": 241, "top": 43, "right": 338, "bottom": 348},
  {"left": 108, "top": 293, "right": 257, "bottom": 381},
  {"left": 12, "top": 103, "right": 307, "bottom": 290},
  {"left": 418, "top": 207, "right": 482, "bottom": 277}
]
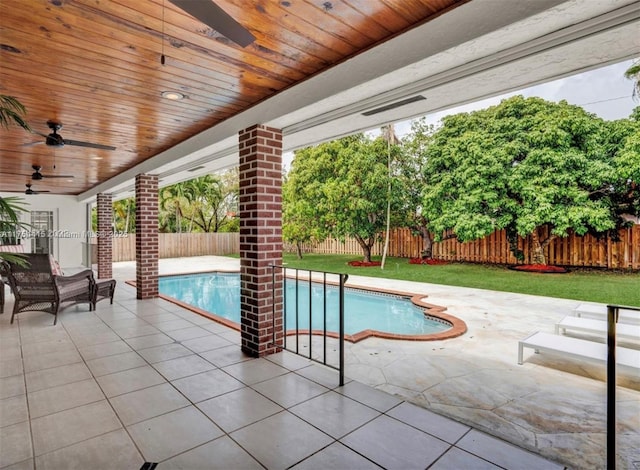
[
  {"left": 25, "top": 184, "right": 51, "bottom": 195},
  {"left": 169, "top": 0, "right": 255, "bottom": 47},
  {"left": 63, "top": 139, "right": 116, "bottom": 151},
  {"left": 32, "top": 130, "right": 50, "bottom": 139},
  {"left": 42, "top": 174, "right": 74, "bottom": 179}
]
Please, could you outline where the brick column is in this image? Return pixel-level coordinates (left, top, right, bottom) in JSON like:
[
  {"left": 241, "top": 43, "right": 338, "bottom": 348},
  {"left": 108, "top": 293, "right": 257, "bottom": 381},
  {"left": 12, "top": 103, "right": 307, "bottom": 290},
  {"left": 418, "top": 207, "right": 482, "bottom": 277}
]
[
  {"left": 96, "top": 193, "right": 112, "bottom": 279},
  {"left": 135, "top": 174, "right": 159, "bottom": 299},
  {"left": 239, "top": 125, "right": 283, "bottom": 357}
]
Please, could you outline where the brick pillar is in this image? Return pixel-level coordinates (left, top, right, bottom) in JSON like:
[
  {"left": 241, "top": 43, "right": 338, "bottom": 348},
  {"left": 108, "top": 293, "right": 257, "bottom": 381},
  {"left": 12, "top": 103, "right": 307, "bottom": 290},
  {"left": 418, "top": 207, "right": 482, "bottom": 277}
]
[
  {"left": 96, "top": 193, "right": 112, "bottom": 279},
  {"left": 239, "top": 125, "right": 283, "bottom": 357},
  {"left": 135, "top": 174, "right": 158, "bottom": 299}
]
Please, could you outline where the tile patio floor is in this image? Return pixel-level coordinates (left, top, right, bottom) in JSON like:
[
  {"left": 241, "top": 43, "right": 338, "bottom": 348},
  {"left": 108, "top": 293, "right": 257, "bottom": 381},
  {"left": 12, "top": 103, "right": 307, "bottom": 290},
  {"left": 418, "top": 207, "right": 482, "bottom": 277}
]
[{"left": 0, "top": 256, "right": 637, "bottom": 469}]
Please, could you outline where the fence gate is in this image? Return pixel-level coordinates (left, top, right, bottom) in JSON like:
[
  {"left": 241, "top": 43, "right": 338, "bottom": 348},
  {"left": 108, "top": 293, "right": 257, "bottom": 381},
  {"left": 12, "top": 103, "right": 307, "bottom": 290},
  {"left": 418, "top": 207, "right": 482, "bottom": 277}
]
[{"left": 271, "top": 265, "right": 346, "bottom": 386}]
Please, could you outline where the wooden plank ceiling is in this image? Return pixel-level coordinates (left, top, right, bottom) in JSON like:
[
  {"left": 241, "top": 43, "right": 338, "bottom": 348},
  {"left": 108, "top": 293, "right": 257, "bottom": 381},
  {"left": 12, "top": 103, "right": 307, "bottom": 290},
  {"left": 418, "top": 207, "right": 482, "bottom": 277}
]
[{"left": 0, "top": 0, "right": 464, "bottom": 195}]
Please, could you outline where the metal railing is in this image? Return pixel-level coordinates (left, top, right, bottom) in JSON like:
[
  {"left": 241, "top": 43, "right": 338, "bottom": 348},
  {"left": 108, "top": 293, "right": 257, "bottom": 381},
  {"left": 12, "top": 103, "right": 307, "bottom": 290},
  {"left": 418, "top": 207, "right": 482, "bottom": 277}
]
[
  {"left": 270, "top": 265, "right": 347, "bottom": 386},
  {"left": 606, "top": 304, "right": 640, "bottom": 470}
]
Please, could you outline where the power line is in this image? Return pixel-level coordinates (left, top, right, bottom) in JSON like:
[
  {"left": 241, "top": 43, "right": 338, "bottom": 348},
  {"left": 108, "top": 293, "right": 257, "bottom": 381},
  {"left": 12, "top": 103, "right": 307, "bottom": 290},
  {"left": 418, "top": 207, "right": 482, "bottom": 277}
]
[{"left": 577, "top": 96, "right": 631, "bottom": 106}]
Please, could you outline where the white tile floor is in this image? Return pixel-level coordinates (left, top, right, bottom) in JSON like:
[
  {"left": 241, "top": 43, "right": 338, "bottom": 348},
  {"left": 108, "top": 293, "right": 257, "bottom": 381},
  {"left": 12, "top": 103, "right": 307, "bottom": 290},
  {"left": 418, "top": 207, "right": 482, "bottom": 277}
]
[{"left": 0, "top": 280, "right": 566, "bottom": 469}]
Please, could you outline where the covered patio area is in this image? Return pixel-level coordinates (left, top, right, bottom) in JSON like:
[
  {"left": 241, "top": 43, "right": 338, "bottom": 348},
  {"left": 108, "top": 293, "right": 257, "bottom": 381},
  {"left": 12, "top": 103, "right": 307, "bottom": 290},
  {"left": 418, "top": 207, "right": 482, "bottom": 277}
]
[
  {"left": 2, "top": 1, "right": 639, "bottom": 468},
  {"left": 3, "top": 256, "right": 637, "bottom": 468},
  {"left": 0, "top": 264, "right": 563, "bottom": 469}
]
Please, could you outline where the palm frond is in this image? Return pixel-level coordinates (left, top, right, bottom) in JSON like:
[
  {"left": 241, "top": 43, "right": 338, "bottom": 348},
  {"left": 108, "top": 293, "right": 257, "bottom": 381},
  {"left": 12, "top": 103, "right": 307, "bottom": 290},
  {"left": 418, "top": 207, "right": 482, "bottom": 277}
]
[{"left": 0, "top": 95, "right": 31, "bottom": 131}]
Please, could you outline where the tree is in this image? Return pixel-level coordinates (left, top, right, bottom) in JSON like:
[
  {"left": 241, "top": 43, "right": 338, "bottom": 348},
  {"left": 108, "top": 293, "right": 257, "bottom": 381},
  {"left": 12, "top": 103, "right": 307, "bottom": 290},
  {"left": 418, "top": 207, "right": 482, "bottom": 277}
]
[
  {"left": 422, "top": 95, "right": 632, "bottom": 265},
  {"left": 602, "top": 107, "right": 640, "bottom": 228},
  {"left": 112, "top": 198, "right": 135, "bottom": 233},
  {"left": 156, "top": 170, "right": 239, "bottom": 234},
  {"left": 397, "top": 118, "right": 438, "bottom": 258},
  {"left": 624, "top": 60, "right": 640, "bottom": 101},
  {"left": 159, "top": 185, "right": 187, "bottom": 233},
  {"left": 282, "top": 170, "right": 326, "bottom": 259},
  {"left": 286, "top": 133, "right": 402, "bottom": 262},
  {"left": 380, "top": 124, "right": 399, "bottom": 269},
  {"left": 181, "top": 171, "right": 239, "bottom": 233}
]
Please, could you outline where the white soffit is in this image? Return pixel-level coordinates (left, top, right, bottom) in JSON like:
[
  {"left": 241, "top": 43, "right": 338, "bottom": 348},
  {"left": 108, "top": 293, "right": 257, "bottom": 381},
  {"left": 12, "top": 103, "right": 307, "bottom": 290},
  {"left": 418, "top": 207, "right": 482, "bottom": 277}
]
[{"left": 79, "top": 0, "right": 640, "bottom": 202}]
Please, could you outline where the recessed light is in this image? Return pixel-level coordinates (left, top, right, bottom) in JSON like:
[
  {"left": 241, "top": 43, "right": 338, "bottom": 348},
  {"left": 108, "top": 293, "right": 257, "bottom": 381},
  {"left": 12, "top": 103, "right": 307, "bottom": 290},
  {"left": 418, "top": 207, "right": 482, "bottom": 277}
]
[
  {"left": 91, "top": 156, "right": 103, "bottom": 160},
  {"left": 161, "top": 91, "right": 185, "bottom": 100}
]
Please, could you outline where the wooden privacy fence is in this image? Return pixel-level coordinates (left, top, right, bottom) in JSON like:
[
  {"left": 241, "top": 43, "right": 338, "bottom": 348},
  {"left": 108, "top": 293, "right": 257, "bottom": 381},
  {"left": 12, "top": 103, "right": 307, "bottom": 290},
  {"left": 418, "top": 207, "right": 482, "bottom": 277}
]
[
  {"left": 301, "top": 226, "right": 640, "bottom": 269},
  {"left": 97, "top": 226, "right": 639, "bottom": 269},
  {"left": 92, "top": 233, "right": 240, "bottom": 262}
]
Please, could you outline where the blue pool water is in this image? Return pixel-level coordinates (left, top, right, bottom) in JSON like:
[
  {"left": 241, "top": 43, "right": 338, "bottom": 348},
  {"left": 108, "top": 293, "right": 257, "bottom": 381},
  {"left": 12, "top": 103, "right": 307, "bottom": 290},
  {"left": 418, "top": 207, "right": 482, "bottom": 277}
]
[{"left": 159, "top": 273, "right": 450, "bottom": 336}]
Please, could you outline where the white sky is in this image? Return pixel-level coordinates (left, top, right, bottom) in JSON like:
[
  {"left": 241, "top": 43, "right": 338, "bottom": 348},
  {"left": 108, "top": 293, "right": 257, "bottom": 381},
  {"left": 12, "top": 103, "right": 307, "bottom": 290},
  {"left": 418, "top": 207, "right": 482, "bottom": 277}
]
[
  {"left": 393, "top": 58, "right": 638, "bottom": 136},
  {"left": 284, "top": 58, "right": 638, "bottom": 170}
]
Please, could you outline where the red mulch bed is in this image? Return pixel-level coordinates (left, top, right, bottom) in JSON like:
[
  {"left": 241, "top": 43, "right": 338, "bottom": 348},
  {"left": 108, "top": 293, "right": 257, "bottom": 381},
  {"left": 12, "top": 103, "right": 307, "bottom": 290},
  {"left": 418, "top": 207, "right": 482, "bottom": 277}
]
[
  {"left": 347, "top": 260, "right": 382, "bottom": 267},
  {"left": 409, "top": 258, "right": 449, "bottom": 265},
  {"left": 511, "top": 264, "right": 568, "bottom": 273}
]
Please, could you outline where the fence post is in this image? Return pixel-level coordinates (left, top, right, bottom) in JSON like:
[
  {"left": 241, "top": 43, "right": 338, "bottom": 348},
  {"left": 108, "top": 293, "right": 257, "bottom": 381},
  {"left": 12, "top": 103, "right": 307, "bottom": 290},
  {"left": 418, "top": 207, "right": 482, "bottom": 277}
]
[{"left": 606, "top": 305, "right": 617, "bottom": 470}]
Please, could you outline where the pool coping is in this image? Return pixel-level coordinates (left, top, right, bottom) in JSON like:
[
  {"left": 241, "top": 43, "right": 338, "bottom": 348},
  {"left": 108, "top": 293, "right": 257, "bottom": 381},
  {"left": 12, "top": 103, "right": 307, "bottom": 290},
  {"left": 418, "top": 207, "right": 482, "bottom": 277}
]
[{"left": 127, "top": 272, "right": 467, "bottom": 343}]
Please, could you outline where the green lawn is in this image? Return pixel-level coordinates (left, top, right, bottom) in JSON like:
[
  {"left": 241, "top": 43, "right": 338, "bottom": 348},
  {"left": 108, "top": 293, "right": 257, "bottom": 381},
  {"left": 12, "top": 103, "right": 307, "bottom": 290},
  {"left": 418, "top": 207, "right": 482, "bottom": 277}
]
[{"left": 280, "top": 254, "right": 640, "bottom": 307}]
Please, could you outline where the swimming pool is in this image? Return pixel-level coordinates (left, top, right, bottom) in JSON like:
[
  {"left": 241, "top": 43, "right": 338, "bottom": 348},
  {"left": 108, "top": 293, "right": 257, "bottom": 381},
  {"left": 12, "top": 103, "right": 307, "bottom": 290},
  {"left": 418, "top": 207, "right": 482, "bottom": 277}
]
[{"left": 158, "top": 272, "right": 466, "bottom": 341}]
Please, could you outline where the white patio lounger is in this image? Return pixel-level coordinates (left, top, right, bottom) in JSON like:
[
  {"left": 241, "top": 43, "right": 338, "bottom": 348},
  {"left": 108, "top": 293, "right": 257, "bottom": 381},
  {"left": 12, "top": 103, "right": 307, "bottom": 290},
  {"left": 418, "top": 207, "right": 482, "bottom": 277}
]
[
  {"left": 518, "top": 331, "right": 640, "bottom": 370},
  {"left": 555, "top": 316, "right": 640, "bottom": 342},
  {"left": 573, "top": 304, "right": 640, "bottom": 325}
]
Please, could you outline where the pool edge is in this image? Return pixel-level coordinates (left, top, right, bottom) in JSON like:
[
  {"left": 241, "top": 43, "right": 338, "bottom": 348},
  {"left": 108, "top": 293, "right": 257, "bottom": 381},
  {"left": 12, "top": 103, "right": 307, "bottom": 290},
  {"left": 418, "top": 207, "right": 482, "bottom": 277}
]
[{"left": 127, "top": 275, "right": 468, "bottom": 343}]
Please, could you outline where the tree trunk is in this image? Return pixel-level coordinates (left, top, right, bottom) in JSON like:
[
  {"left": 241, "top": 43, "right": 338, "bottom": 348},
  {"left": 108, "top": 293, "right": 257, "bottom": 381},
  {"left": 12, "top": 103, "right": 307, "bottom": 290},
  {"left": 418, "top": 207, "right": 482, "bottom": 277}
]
[
  {"left": 354, "top": 235, "right": 372, "bottom": 262},
  {"left": 530, "top": 229, "right": 547, "bottom": 265},
  {"left": 295, "top": 242, "right": 303, "bottom": 259},
  {"left": 362, "top": 244, "right": 372, "bottom": 263},
  {"left": 418, "top": 226, "right": 433, "bottom": 259},
  {"left": 124, "top": 208, "right": 130, "bottom": 233}
]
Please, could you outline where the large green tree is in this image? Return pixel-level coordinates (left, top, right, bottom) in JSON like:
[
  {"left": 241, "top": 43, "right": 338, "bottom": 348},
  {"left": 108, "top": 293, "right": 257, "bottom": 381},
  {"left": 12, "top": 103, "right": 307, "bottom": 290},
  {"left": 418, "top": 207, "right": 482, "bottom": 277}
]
[
  {"left": 285, "top": 133, "right": 402, "bottom": 262},
  {"left": 602, "top": 107, "right": 640, "bottom": 228},
  {"left": 282, "top": 171, "right": 326, "bottom": 259},
  {"left": 422, "top": 95, "right": 638, "bottom": 265},
  {"left": 397, "top": 118, "right": 437, "bottom": 258}
]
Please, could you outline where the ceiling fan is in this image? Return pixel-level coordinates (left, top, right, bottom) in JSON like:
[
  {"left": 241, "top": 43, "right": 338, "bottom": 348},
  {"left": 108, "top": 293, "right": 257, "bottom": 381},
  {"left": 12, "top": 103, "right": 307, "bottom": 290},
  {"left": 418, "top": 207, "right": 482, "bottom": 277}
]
[
  {"left": 27, "top": 121, "right": 116, "bottom": 151},
  {"left": 8, "top": 165, "right": 75, "bottom": 181},
  {"left": 169, "top": 0, "right": 255, "bottom": 47},
  {"left": 25, "top": 184, "right": 50, "bottom": 195}
]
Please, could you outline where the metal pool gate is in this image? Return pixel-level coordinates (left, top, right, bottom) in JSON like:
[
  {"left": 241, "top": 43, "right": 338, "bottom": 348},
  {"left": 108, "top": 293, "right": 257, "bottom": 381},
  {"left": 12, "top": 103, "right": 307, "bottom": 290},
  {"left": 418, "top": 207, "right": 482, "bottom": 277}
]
[{"left": 270, "top": 265, "right": 347, "bottom": 386}]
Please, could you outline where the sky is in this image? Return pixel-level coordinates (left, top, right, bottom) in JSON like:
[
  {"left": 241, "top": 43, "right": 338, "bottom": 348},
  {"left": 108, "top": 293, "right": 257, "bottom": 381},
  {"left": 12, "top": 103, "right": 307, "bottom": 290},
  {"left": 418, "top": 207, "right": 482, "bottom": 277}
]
[
  {"left": 392, "top": 58, "right": 638, "bottom": 136},
  {"left": 284, "top": 58, "right": 638, "bottom": 169}
]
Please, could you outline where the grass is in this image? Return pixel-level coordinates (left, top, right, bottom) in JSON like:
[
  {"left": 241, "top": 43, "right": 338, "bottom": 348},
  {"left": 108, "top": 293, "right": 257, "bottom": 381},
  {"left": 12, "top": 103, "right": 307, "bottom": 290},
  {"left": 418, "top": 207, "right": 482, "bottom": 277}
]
[{"left": 281, "top": 253, "right": 640, "bottom": 307}]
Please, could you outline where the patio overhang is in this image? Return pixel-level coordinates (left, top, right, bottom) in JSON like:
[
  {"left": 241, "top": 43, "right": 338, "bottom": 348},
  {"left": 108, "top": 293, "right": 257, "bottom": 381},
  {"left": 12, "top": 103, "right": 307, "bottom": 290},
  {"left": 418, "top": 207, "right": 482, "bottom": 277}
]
[{"left": 77, "top": 0, "right": 640, "bottom": 202}]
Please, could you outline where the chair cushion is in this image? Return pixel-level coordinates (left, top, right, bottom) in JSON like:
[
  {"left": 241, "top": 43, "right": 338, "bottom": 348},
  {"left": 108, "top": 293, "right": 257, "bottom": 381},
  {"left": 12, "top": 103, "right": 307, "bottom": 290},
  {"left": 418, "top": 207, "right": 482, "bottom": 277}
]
[
  {"left": 0, "top": 244, "right": 25, "bottom": 253},
  {"left": 48, "top": 255, "right": 64, "bottom": 276},
  {"left": 18, "top": 288, "right": 55, "bottom": 301},
  {"left": 58, "top": 280, "right": 91, "bottom": 300},
  {"left": 14, "top": 272, "right": 51, "bottom": 284}
]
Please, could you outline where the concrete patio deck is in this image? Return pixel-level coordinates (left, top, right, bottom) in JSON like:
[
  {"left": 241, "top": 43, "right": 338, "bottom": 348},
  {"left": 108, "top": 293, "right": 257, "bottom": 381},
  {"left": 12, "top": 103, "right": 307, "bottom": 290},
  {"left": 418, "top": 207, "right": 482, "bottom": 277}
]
[{"left": 1, "top": 255, "right": 637, "bottom": 469}]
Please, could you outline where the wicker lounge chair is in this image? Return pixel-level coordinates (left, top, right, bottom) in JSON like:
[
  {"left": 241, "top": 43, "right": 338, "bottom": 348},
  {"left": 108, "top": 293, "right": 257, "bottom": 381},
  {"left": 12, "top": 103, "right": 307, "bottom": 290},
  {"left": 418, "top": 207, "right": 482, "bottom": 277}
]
[
  {"left": 0, "top": 244, "right": 26, "bottom": 314},
  {"left": 5, "top": 253, "right": 96, "bottom": 325},
  {"left": 93, "top": 277, "right": 117, "bottom": 307}
]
